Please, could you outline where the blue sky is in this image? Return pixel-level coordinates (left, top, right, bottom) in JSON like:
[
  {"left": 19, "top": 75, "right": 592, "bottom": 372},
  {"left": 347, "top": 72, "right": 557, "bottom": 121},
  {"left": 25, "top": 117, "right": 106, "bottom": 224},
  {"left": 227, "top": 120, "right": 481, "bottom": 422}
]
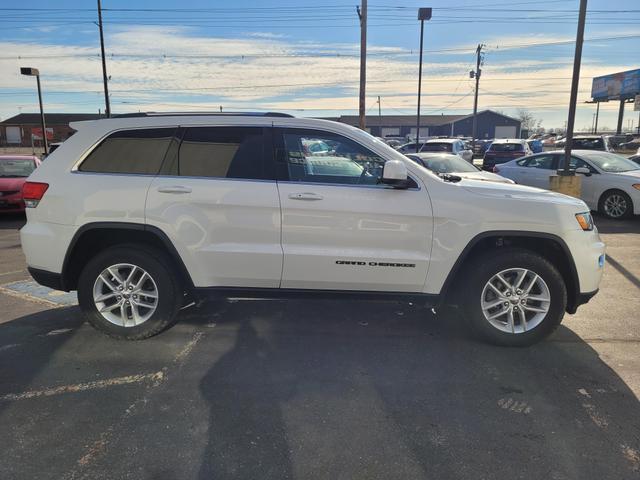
[{"left": 1, "top": 0, "right": 639, "bottom": 131}]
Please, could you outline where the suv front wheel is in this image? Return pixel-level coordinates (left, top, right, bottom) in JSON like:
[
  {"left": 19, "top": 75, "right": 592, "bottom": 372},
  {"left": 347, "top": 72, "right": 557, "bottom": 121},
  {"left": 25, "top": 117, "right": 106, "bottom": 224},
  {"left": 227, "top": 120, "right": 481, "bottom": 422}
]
[
  {"left": 77, "top": 245, "right": 182, "bottom": 339},
  {"left": 461, "top": 248, "right": 567, "bottom": 347}
]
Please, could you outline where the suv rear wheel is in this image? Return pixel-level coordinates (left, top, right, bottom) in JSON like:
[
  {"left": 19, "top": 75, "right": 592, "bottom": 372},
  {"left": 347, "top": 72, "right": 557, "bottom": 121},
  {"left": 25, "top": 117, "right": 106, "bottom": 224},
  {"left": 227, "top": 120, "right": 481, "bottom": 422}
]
[
  {"left": 461, "top": 248, "right": 567, "bottom": 347},
  {"left": 77, "top": 245, "right": 182, "bottom": 339}
]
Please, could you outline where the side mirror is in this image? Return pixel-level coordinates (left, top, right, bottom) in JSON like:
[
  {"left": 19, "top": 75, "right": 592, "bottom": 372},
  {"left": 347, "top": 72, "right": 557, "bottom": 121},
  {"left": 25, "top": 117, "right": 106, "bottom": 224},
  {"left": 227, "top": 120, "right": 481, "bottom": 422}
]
[
  {"left": 575, "top": 166, "right": 592, "bottom": 177},
  {"left": 381, "top": 160, "right": 409, "bottom": 188}
]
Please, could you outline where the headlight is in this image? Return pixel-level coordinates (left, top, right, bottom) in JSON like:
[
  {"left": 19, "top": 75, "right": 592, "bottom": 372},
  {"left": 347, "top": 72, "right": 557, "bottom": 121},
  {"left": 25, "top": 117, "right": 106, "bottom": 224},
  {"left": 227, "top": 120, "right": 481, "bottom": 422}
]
[
  {"left": 575, "top": 212, "right": 594, "bottom": 231},
  {"left": 632, "top": 184, "right": 640, "bottom": 191}
]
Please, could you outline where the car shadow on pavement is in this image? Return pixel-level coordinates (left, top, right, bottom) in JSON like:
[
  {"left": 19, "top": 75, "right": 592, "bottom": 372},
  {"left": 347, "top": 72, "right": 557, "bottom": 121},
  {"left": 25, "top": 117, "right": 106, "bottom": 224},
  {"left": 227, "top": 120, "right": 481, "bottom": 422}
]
[
  {"left": 594, "top": 214, "right": 640, "bottom": 234},
  {"left": 606, "top": 254, "right": 640, "bottom": 289},
  {"left": 188, "top": 300, "right": 640, "bottom": 480},
  {"left": 0, "top": 306, "right": 85, "bottom": 417}
]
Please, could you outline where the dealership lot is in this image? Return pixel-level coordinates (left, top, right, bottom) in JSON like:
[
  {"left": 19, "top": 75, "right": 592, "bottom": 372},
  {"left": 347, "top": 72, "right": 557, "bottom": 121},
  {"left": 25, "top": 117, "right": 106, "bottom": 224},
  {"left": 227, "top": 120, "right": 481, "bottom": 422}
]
[{"left": 1, "top": 214, "right": 639, "bottom": 479}]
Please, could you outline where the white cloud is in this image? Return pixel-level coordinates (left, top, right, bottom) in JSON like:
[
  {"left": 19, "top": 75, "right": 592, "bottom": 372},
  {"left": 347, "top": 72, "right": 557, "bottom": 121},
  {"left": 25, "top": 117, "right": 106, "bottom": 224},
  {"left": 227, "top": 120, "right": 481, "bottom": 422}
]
[{"left": 0, "top": 26, "right": 637, "bottom": 129}]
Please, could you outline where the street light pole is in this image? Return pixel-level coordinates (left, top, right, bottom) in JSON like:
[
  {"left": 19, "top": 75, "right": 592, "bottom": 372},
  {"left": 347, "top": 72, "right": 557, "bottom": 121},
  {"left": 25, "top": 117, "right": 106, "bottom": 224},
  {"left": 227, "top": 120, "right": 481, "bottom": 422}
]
[
  {"left": 20, "top": 67, "right": 48, "bottom": 156},
  {"left": 357, "top": 0, "right": 367, "bottom": 131},
  {"left": 415, "top": 8, "right": 432, "bottom": 153},
  {"left": 562, "top": 0, "right": 588, "bottom": 175}
]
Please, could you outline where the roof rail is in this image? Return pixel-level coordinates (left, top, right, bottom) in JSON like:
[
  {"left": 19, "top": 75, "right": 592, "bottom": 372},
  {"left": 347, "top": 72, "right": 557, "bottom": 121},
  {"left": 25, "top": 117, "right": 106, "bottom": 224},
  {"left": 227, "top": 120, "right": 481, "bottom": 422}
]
[{"left": 112, "top": 111, "right": 293, "bottom": 118}]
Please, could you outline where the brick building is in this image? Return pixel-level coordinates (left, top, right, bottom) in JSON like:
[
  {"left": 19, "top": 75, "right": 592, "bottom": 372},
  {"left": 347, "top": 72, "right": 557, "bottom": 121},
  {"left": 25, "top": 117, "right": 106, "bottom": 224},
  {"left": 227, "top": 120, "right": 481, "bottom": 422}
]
[{"left": 0, "top": 113, "right": 102, "bottom": 147}]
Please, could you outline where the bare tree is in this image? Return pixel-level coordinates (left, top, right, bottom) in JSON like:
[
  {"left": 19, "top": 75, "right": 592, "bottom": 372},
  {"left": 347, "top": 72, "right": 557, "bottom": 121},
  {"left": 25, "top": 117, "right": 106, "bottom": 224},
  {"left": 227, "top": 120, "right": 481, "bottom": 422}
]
[{"left": 517, "top": 109, "right": 542, "bottom": 133}]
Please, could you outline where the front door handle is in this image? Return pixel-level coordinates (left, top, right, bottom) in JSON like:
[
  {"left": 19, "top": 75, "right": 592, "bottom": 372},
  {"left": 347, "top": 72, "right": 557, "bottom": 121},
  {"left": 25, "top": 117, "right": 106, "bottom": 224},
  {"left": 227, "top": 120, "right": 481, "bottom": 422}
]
[
  {"left": 288, "top": 192, "right": 323, "bottom": 201},
  {"left": 157, "top": 185, "right": 192, "bottom": 194}
]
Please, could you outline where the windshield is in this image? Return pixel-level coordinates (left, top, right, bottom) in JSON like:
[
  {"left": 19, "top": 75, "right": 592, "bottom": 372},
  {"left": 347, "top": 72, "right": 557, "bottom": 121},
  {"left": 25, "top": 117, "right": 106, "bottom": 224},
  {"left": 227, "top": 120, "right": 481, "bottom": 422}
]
[
  {"left": 0, "top": 158, "right": 36, "bottom": 177},
  {"left": 490, "top": 143, "right": 524, "bottom": 152},
  {"left": 421, "top": 142, "right": 453, "bottom": 153},
  {"left": 573, "top": 138, "right": 604, "bottom": 150},
  {"left": 581, "top": 152, "right": 639, "bottom": 173},
  {"left": 421, "top": 155, "right": 478, "bottom": 173}
]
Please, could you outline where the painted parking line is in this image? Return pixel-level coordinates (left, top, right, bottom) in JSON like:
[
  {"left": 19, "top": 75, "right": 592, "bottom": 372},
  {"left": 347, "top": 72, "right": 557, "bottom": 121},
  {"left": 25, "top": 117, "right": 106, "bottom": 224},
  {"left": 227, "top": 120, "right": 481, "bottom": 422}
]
[
  {"left": 0, "top": 279, "right": 77, "bottom": 307},
  {"left": 0, "top": 371, "right": 165, "bottom": 402}
]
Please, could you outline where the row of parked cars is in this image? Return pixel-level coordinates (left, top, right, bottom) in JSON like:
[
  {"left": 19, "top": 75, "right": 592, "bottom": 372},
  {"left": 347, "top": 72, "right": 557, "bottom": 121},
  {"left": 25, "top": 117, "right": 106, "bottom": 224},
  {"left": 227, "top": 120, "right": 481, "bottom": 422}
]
[{"left": 393, "top": 134, "right": 640, "bottom": 220}]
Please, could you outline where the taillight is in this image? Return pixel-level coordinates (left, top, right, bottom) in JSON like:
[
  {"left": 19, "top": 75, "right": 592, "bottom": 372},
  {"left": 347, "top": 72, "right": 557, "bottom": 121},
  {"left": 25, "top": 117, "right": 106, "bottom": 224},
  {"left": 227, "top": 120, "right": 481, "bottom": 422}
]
[{"left": 22, "top": 182, "right": 49, "bottom": 208}]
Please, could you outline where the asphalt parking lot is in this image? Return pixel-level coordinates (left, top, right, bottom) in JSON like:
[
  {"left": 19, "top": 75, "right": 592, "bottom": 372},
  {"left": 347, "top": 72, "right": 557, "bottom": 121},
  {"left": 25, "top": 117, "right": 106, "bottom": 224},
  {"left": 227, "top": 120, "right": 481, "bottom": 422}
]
[{"left": 1, "top": 214, "right": 639, "bottom": 479}]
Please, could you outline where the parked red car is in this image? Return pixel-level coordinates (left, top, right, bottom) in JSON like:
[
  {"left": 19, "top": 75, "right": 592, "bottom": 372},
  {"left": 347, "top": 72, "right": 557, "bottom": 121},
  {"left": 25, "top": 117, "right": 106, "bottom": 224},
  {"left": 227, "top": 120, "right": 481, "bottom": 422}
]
[{"left": 0, "top": 155, "right": 41, "bottom": 213}]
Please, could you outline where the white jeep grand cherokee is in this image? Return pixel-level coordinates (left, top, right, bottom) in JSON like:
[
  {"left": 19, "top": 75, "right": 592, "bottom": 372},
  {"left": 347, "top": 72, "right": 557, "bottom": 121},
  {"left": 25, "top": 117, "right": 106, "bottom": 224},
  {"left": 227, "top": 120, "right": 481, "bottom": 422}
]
[{"left": 20, "top": 113, "right": 605, "bottom": 346}]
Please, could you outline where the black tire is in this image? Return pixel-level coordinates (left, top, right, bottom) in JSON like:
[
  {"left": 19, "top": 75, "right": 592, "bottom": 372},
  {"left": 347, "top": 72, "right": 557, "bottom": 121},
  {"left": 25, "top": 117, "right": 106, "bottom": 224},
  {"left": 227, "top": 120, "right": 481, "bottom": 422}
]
[
  {"left": 598, "top": 189, "right": 633, "bottom": 220},
  {"left": 460, "top": 248, "right": 567, "bottom": 347},
  {"left": 77, "top": 245, "right": 182, "bottom": 340}
]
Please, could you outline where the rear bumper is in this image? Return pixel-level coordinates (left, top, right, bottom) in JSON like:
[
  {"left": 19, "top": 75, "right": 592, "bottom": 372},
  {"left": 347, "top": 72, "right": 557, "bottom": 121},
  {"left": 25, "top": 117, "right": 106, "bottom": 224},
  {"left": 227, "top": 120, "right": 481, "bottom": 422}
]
[{"left": 28, "top": 267, "right": 66, "bottom": 291}]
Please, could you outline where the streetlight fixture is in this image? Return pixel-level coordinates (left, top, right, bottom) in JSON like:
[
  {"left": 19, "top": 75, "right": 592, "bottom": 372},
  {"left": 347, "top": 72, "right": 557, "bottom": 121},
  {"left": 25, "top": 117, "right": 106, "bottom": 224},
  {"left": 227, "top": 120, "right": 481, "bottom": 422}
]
[
  {"left": 20, "top": 67, "right": 48, "bottom": 156},
  {"left": 415, "top": 7, "right": 432, "bottom": 153}
]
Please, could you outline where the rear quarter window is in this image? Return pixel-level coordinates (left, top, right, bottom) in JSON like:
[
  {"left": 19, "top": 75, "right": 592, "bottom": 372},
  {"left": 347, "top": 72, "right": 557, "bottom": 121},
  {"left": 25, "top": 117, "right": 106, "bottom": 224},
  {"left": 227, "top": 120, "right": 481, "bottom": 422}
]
[{"left": 79, "top": 128, "right": 176, "bottom": 174}]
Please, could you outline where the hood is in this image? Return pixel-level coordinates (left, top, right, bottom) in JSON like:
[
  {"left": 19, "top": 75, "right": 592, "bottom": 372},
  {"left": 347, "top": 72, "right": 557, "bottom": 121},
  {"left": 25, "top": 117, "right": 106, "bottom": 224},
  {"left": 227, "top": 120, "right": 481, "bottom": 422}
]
[
  {"left": 460, "top": 177, "right": 587, "bottom": 209},
  {"left": 454, "top": 171, "right": 514, "bottom": 184},
  {"left": 0, "top": 177, "right": 27, "bottom": 192}
]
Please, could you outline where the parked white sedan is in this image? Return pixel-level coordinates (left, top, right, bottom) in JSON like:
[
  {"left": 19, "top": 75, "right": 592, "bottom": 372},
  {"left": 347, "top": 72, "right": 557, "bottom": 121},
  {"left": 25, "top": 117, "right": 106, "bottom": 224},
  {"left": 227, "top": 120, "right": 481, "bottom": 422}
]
[
  {"left": 406, "top": 153, "right": 514, "bottom": 183},
  {"left": 495, "top": 150, "right": 640, "bottom": 219}
]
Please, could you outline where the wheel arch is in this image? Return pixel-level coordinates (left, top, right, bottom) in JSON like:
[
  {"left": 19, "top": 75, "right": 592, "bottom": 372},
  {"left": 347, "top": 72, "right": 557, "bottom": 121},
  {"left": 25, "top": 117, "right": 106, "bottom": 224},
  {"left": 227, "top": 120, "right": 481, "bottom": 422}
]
[
  {"left": 61, "top": 222, "right": 193, "bottom": 292},
  {"left": 440, "top": 231, "right": 581, "bottom": 314}
]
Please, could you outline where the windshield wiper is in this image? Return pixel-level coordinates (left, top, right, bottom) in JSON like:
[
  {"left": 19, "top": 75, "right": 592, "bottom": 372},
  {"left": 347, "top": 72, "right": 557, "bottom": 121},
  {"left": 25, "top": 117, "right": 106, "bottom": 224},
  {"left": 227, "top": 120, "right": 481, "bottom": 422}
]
[{"left": 439, "top": 173, "right": 462, "bottom": 183}]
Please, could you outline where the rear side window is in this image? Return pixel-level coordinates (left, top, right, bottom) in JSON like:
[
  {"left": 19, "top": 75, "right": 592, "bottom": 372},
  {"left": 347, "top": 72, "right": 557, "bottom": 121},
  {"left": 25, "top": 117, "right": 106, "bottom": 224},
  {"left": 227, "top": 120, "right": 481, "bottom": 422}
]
[
  {"left": 79, "top": 128, "right": 175, "bottom": 174},
  {"left": 165, "top": 127, "right": 264, "bottom": 179},
  {"left": 523, "top": 154, "right": 555, "bottom": 169}
]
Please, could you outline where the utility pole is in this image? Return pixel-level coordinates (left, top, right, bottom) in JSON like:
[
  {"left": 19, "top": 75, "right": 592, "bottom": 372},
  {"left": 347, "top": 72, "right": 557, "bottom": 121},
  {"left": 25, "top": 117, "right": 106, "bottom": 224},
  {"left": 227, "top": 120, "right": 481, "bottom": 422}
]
[
  {"left": 562, "top": 0, "right": 587, "bottom": 175},
  {"left": 470, "top": 44, "right": 484, "bottom": 154},
  {"left": 377, "top": 95, "right": 382, "bottom": 135},
  {"left": 357, "top": 0, "right": 367, "bottom": 131},
  {"left": 97, "top": 0, "right": 111, "bottom": 117},
  {"left": 594, "top": 101, "right": 599, "bottom": 133}
]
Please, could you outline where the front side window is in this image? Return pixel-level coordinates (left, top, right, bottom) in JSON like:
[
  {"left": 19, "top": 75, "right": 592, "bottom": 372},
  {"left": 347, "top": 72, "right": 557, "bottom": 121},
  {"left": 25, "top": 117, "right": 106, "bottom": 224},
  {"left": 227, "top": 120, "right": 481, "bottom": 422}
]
[
  {"left": 280, "top": 129, "right": 386, "bottom": 185},
  {"left": 80, "top": 128, "right": 175, "bottom": 174},
  {"left": 166, "top": 127, "right": 264, "bottom": 179},
  {"left": 569, "top": 157, "right": 597, "bottom": 173}
]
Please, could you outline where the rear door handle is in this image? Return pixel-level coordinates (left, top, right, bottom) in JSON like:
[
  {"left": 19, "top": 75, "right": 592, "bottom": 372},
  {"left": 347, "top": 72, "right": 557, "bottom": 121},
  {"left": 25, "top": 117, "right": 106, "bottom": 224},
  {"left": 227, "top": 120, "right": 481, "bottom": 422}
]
[
  {"left": 157, "top": 185, "right": 192, "bottom": 194},
  {"left": 288, "top": 192, "right": 323, "bottom": 201}
]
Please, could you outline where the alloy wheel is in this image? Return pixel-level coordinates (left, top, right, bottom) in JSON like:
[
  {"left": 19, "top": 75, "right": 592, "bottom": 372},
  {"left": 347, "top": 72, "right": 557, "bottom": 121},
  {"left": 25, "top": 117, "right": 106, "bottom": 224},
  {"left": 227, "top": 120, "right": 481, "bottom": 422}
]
[
  {"left": 480, "top": 267, "right": 551, "bottom": 334},
  {"left": 93, "top": 263, "right": 159, "bottom": 327},
  {"left": 603, "top": 194, "right": 628, "bottom": 218}
]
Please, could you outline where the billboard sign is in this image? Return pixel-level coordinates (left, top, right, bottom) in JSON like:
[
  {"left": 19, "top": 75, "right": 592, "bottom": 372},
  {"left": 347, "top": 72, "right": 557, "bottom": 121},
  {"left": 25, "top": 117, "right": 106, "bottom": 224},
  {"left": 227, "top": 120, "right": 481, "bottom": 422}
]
[{"left": 591, "top": 69, "right": 640, "bottom": 101}]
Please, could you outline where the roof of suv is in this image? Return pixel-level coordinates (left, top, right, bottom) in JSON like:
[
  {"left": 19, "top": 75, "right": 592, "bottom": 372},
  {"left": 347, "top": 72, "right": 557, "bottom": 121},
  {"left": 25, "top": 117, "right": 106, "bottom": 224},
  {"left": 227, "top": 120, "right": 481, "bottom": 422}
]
[{"left": 68, "top": 112, "right": 350, "bottom": 132}]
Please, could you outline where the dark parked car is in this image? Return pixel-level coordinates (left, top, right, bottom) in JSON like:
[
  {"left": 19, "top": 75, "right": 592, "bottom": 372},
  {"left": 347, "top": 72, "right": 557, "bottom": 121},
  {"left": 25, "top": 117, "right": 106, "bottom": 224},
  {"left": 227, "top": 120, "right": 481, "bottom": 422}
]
[{"left": 482, "top": 139, "right": 532, "bottom": 171}]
